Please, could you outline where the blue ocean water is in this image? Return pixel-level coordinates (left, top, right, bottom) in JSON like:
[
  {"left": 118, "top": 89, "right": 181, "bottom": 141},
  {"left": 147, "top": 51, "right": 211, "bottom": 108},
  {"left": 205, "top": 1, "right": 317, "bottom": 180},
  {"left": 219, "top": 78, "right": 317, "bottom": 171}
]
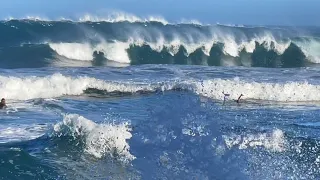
[{"left": 1, "top": 17, "right": 320, "bottom": 180}]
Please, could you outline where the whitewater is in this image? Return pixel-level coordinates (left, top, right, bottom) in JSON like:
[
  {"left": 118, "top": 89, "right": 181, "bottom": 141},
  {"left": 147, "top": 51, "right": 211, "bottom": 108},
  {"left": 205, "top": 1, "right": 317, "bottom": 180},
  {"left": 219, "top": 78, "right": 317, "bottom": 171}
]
[{"left": 1, "top": 14, "right": 320, "bottom": 180}]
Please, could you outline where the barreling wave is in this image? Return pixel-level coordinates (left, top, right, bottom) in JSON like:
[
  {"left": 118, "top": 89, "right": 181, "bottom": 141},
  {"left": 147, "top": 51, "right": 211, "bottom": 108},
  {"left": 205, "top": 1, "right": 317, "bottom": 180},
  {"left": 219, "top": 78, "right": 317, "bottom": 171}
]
[
  {"left": 0, "top": 17, "right": 320, "bottom": 68},
  {"left": 1, "top": 73, "right": 320, "bottom": 102}
]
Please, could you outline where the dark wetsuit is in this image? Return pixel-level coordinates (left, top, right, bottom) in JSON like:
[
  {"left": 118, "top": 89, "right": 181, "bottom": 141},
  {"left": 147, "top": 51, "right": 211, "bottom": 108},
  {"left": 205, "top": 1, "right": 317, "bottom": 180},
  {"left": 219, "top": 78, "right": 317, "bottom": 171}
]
[
  {"left": 0, "top": 104, "right": 6, "bottom": 109},
  {"left": 235, "top": 94, "right": 243, "bottom": 103}
]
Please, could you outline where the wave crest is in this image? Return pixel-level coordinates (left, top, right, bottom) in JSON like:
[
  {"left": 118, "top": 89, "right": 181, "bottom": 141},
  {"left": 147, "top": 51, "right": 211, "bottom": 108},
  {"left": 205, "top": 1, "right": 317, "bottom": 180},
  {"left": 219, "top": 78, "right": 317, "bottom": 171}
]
[
  {"left": 1, "top": 14, "right": 320, "bottom": 68},
  {"left": 52, "top": 114, "right": 135, "bottom": 163},
  {"left": 46, "top": 35, "right": 316, "bottom": 67},
  {"left": 78, "top": 12, "right": 169, "bottom": 25},
  {"left": 0, "top": 73, "right": 180, "bottom": 100}
]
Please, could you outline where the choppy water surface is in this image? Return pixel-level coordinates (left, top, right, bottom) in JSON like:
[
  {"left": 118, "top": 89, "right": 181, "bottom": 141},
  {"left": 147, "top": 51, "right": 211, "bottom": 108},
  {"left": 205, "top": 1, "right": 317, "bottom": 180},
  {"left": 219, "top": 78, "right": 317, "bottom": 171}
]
[{"left": 0, "top": 65, "right": 320, "bottom": 179}]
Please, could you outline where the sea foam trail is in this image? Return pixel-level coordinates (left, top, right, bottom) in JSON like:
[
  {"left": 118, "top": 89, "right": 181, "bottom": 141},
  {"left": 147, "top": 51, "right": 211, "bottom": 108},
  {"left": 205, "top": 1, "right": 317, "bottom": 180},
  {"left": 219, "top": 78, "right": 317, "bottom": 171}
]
[{"left": 52, "top": 114, "right": 135, "bottom": 163}]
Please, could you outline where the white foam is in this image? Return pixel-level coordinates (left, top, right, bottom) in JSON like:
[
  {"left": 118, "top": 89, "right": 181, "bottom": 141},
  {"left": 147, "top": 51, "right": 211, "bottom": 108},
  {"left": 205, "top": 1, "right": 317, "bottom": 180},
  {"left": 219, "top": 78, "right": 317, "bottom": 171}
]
[
  {"left": 49, "top": 43, "right": 94, "bottom": 61},
  {"left": 48, "top": 41, "right": 131, "bottom": 63},
  {"left": 1, "top": 73, "right": 320, "bottom": 102},
  {"left": 253, "top": 32, "right": 291, "bottom": 54},
  {"left": 293, "top": 38, "right": 320, "bottom": 63},
  {"left": 140, "top": 32, "right": 289, "bottom": 59},
  {"left": 211, "top": 32, "right": 291, "bottom": 57},
  {"left": 96, "top": 41, "right": 131, "bottom": 63},
  {"left": 0, "top": 124, "right": 47, "bottom": 143},
  {"left": 75, "top": 32, "right": 293, "bottom": 63},
  {"left": 223, "top": 129, "right": 286, "bottom": 152},
  {"left": 52, "top": 114, "right": 135, "bottom": 163},
  {"left": 196, "top": 78, "right": 320, "bottom": 102},
  {"left": 0, "top": 73, "right": 179, "bottom": 100}
]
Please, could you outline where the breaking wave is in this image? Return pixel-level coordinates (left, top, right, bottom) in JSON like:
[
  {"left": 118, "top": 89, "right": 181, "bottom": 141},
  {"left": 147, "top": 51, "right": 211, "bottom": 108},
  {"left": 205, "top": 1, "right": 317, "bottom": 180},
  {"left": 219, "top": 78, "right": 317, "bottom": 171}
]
[
  {"left": 1, "top": 73, "right": 320, "bottom": 102},
  {"left": 0, "top": 73, "right": 182, "bottom": 100},
  {"left": 0, "top": 16, "right": 320, "bottom": 68},
  {"left": 196, "top": 78, "right": 320, "bottom": 102},
  {"left": 51, "top": 114, "right": 135, "bottom": 163}
]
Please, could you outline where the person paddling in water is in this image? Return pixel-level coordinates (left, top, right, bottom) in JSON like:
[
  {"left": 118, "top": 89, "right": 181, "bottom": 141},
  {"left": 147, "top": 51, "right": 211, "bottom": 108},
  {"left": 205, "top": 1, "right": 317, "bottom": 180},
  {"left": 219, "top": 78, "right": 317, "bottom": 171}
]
[
  {"left": 222, "top": 92, "right": 244, "bottom": 104},
  {"left": 236, "top": 94, "right": 244, "bottom": 103},
  {"left": 222, "top": 91, "right": 230, "bottom": 105},
  {"left": 222, "top": 91, "right": 230, "bottom": 101},
  {"left": 0, "top": 98, "right": 7, "bottom": 109}
]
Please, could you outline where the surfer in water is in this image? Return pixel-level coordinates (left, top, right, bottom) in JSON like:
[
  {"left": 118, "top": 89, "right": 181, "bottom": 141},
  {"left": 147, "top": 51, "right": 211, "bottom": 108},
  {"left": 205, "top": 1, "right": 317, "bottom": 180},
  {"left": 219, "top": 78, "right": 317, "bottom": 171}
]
[
  {"left": 236, "top": 94, "right": 244, "bottom": 103},
  {"left": 0, "top": 98, "right": 7, "bottom": 109},
  {"left": 222, "top": 92, "right": 244, "bottom": 104},
  {"left": 222, "top": 91, "right": 230, "bottom": 105}
]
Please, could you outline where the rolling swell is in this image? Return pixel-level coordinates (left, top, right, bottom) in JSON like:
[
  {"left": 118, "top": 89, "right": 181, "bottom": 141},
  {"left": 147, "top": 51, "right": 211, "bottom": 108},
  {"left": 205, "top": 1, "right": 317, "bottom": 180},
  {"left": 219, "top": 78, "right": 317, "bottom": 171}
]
[{"left": 0, "top": 19, "right": 320, "bottom": 68}]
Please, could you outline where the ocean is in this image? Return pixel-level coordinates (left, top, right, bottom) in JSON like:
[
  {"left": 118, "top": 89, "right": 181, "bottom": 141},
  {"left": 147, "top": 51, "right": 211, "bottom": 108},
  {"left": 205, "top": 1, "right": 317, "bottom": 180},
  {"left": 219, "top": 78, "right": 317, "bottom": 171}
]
[{"left": 0, "top": 17, "right": 320, "bottom": 180}]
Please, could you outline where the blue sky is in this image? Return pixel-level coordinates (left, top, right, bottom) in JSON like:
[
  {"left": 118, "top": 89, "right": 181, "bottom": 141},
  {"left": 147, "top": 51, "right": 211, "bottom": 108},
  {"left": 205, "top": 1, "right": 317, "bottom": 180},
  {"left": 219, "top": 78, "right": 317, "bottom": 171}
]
[{"left": 0, "top": 0, "right": 319, "bottom": 25}]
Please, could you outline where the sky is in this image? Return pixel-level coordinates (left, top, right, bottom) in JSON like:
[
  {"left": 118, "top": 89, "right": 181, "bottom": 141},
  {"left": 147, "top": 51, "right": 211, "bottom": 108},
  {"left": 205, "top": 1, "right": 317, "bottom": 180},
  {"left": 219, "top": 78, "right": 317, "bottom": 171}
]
[{"left": 0, "top": 0, "right": 319, "bottom": 26}]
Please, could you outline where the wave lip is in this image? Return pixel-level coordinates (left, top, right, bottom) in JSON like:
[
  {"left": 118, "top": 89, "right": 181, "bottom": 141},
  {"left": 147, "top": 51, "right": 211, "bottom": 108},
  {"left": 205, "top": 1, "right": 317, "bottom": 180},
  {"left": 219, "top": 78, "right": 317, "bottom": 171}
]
[{"left": 52, "top": 114, "right": 135, "bottom": 163}]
